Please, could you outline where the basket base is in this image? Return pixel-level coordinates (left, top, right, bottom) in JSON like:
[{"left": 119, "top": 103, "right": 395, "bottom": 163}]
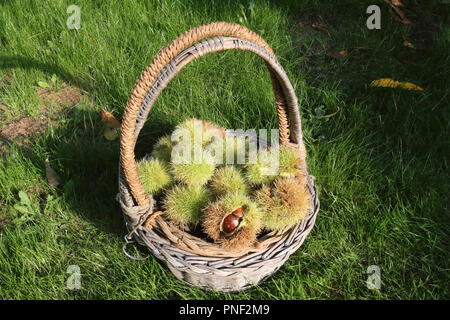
[{"left": 164, "top": 255, "right": 284, "bottom": 292}]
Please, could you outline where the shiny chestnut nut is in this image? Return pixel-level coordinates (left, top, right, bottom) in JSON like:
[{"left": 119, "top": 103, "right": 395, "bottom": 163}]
[{"left": 222, "top": 207, "right": 244, "bottom": 233}]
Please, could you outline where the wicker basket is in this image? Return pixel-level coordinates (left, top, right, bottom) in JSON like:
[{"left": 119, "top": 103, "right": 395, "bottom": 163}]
[{"left": 117, "top": 22, "right": 320, "bottom": 292}]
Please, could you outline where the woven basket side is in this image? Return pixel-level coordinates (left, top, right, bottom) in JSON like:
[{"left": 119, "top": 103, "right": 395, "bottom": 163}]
[{"left": 123, "top": 180, "right": 319, "bottom": 292}]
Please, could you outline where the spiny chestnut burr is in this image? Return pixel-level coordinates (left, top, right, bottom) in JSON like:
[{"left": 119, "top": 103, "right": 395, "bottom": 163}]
[
  {"left": 136, "top": 158, "right": 173, "bottom": 196},
  {"left": 222, "top": 207, "right": 244, "bottom": 233},
  {"left": 163, "top": 185, "right": 212, "bottom": 226},
  {"left": 255, "top": 177, "right": 312, "bottom": 231},
  {"left": 209, "top": 166, "right": 249, "bottom": 197},
  {"left": 245, "top": 145, "right": 305, "bottom": 185},
  {"left": 202, "top": 192, "right": 262, "bottom": 251}
]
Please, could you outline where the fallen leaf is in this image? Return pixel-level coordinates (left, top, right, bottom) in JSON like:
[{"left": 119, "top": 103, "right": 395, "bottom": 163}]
[
  {"left": 103, "top": 126, "right": 120, "bottom": 141},
  {"left": 314, "top": 106, "right": 341, "bottom": 119},
  {"left": 384, "top": 0, "right": 412, "bottom": 24},
  {"left": 339, "top": 49, "right": 353, "bottom": 58},
  {"left": 101, "top": 109, "right": 120, "bottom": 141},
  {"left": 319, "top": 106, "right": 341, "bottom": 118},
  {"left": 370, "top": 78, "right": 423, "bottom": 91},
  {"left": 328, "top": 48, "right": 354, "bottom": 60},
  {"left": 45, "top": 158, "right": 60, "bottom": 188},
  {"left": 312, "top": 23, "right": 329, "bottom": 33},
  {"left": 101, "top": 109, "right": 121, "bottom": 128},
  {"left": 402, "top": 36, "right": 416, "bottom": 49},
  {"left": 391, "top": 0, "right": 404, "bottom": 7}
]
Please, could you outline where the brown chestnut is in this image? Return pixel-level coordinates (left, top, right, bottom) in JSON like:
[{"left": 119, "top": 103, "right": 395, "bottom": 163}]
[{"left": 222, "top": 207, "right": 244, "bottom": 233}]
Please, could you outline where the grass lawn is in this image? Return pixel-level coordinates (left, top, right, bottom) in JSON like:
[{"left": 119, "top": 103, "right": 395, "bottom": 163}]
[{"left": 0, "top": 0, "right": 448, "bottom": 299}]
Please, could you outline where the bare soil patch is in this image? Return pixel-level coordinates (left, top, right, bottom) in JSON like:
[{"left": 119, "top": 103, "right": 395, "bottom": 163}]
[
  {"left": 37, "top": 82, "right": 82, "bottom": 107},
  {"left": 0, "top": 83, "right": 83, "bottom": 148},
  {"left": 0, "top": 114, "right": 51, "bottom": 144}
]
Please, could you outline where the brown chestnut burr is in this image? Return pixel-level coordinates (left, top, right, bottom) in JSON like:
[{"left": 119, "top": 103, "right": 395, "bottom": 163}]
[
  {"left": 222, "top": 207, "right": 244, "bottom": 233},
  {"left": 202, "top": 195, "right": 262, "bottom": 251}
]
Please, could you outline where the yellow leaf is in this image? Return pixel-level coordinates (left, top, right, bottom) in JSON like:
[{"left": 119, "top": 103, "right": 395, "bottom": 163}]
[
  {"left": 101, "top": 109, "right": 121, "bottom": 128},
  {"left": 370, "top": 78, "right": 423, "bottom": 91},
  {"left": 312, "top": 23, "right": 329, "bottom": 33},
  {"left": 400, "top": 82, "right": 423, "bottom": 91},
  {"left": 104, "top": 126, "right": 120, "bottom": 141},
  {"left": 45, "top": 158, "right": 60, "bottom": 188},
  {"left": 323, "top": 106, "right": 341, "bottom": 118},
  {"left": 402, "top": 36, "right": 416, "bottom": 49}
]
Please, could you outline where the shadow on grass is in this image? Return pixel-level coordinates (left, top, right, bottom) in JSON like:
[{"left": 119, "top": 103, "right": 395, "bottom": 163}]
[
  {"left": 0, "top": 0, "right": 448, "bottom": 298},
  {"left": 281, "top": 1, "right": 449, "bottom": 295},
  {"left": 0, "top": 54, "right": 129, "bottom": 106},
  {"left": 0, "top": 54, "right": 175, "bottom": 239},
  {"left": 283, "top": 1, "right": 449, "bottom": 184}
]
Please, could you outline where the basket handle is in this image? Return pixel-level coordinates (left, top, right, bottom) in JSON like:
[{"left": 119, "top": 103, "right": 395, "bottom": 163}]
[{"left": 120, "top": 22, "right": 305, "bottom": 206}]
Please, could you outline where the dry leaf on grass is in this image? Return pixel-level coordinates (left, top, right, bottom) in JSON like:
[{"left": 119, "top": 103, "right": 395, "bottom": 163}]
[
  {"left": 384, "top": 0, "right": 412, "bottom": 24},
  {"left": 101, "top": 109, "right": 121, "bottom": 128},
  {"left": 391, "top": 0, "right": 404, "bottom": 7},
  {"left": 316, "top": 106, "right": 341, "bottom": 118},
  {"left": 370, "top": 78, "right": 423, "bottom": 91},
  {"left": 101, "top": 109, "right": 121, "bottom": 141},
  {"left": 402, "top": 36, "right": 416, "bottom": 49},
  {"left": 45, "top": 158, "right": 60, "bottom": 188},
  {"left": 329, "top": 49, "right": 354, "bottom": 60},
  {"left": 312, "top": 23, "right": 329, "bottom": 33},
  {"left": 103, "top": 127, "right": 120, "bottom": 141}
]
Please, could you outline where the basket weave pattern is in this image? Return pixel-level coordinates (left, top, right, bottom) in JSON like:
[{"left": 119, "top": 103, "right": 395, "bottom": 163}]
[{"left": 118, "top": 22, "right": 320, "bottom": 291}]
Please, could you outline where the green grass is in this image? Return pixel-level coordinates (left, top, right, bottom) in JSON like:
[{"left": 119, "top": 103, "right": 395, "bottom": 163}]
[{"left": 0, "top": 0, "right": 449, "bottom": 299}]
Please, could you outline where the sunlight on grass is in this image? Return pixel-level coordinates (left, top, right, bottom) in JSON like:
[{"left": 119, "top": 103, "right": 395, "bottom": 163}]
[{"left": 0, "top": 0, "right": 448, "bottom": 299}]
